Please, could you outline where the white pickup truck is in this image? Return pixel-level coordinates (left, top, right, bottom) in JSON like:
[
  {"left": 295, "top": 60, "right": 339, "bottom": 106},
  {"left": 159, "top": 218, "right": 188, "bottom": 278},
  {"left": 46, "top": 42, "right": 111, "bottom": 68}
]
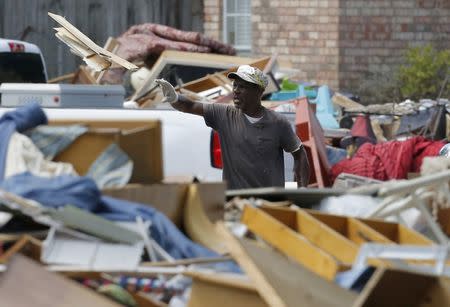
[{"left": 0, "top": 38, "right": 48, "bottom": 84}]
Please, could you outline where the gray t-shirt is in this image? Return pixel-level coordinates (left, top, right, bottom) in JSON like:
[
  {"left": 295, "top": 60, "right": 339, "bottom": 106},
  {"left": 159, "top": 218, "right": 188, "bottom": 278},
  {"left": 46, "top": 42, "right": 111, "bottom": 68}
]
[{"left": 204, "top": 103, "right": 301, "bottom": 189}]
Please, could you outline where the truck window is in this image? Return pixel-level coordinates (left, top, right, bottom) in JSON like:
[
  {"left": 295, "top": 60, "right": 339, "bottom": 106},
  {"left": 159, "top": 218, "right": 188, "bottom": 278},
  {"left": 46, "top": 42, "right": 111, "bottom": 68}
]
[{"left": 0, "top": 52, "right": 46, "bottom": 83}]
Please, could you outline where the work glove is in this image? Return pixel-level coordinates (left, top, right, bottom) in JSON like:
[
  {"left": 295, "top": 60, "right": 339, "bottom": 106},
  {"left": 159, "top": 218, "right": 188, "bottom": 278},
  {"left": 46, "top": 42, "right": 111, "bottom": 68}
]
[{"left": 155, "top": 79, "right": 178, "bottom": 103}]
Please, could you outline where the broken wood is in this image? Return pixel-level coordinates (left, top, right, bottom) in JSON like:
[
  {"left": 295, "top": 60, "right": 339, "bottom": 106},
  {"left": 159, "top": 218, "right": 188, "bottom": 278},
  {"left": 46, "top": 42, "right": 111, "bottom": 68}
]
[
  {"left": 216, "top": 222, "right": 357, "bottom": 307},
  {"left": 241, "top": 205, "right": 340, "bottom": 280}
]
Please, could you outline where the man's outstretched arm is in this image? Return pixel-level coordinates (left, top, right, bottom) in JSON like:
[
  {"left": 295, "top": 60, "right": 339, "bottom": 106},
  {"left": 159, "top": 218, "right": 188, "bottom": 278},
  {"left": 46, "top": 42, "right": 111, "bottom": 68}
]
[
  {"left": 292, "top": 145, "right": 310, "bottom": 188},
  {"left": 155, "top": 79, "right": 204, "bottom": 116}
]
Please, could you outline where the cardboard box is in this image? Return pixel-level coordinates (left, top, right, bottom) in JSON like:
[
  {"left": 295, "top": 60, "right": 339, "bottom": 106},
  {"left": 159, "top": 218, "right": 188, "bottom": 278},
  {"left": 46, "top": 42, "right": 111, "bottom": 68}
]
[{"left": 50, "top": 119, "right": 163, "bottom": 184}]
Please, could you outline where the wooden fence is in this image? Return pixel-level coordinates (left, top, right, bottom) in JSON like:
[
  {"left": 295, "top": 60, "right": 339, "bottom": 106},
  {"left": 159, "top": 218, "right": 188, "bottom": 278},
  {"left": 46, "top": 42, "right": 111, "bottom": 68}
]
[{"left": 0, "top": 0, "right": 204, "bottom": 78}]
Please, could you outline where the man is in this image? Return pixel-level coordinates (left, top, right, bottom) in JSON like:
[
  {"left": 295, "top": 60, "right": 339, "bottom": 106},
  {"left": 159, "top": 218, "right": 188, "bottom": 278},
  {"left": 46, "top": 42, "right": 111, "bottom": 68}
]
[{"left": 155, "top": 65, "right": 310, "bottom": 189}]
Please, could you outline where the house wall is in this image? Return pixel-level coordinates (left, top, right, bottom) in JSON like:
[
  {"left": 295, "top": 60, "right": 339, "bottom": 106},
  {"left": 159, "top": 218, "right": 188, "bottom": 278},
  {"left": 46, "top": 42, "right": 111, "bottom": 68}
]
[
  {"left": 338, "top": 0, "right": 450, "bottom": 92},
  {"left": 204, "top": 0, "right": 450, "bottom": 98}
]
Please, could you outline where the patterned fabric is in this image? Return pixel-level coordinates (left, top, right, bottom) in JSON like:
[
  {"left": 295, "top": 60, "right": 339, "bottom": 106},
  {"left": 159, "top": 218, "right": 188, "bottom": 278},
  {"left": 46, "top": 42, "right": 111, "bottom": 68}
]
[
  {"left": 331, "top": 136, "right": 445, "bottom": 182},
  {"left": 120, "top": 23, "right": 236, "bottom": 57},
  {"left": 86, "top": 144, "right": 133, "bottom": 188},
  {"left": 102, "top": 23, "right": 236, "bottom": 85},
  {"left": 25, "top": 125, "right": 88, "bottom": 160},
  {"left": 228, "top": 65, "right": 269, "bottom": 89}
]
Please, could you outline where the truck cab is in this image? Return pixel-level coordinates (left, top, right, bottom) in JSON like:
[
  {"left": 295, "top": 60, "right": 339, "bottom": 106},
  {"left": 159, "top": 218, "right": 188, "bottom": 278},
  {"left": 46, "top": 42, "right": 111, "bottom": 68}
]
[{"left": 0, "top": 38, "right": 48, "bottom": 84}]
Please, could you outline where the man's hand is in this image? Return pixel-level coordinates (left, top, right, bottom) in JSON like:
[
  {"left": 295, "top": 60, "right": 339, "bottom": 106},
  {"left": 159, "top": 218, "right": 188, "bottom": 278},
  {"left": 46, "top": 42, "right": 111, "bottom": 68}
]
[
  {"left": 155, "top": 79, "right": 178, "bottom": 103},
  {"left": 292, "top": 145, "right": 310, "bottom": 188}
]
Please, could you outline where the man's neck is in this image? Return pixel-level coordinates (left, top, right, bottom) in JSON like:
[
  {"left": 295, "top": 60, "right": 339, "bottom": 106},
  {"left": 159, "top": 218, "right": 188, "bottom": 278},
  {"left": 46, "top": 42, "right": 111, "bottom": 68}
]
[{"left": 244, "top": 104, "right": 264, "bottom": 117}]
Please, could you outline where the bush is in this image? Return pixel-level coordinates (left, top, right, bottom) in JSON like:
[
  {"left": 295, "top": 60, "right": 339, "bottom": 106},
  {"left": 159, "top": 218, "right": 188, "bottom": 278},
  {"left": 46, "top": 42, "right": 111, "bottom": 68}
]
[{"left": 398, "top": 44, "right": 450, "bottom": 101}]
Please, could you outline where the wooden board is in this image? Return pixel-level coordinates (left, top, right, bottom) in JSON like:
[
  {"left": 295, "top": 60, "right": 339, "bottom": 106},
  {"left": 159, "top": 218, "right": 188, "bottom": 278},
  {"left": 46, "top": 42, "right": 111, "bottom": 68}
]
[
  {"left": 0, "top": 235, "right": 42, "bottom": 264},
  {"left": 241, "top": 205, "right": 339, "bottom": 280},
  {"left": 0, "top": 254, "right": 121, "bottom": 307},
  {"left": 357, "top": 218, "right": 433, "bottom": 245},
  {"left": 352, "top": 267, "right": 450, "bottom": 307},
  {"left": 186, "top": 271, "right": 267, "bottom": 307},
  {"left": 48, "top": 12, "right": 138, "bottom": 70},
  {"left": 183, "top": 183, "right": 227, "bottom": 254},
  {"left": 226, "top": 187, "right": 344, "bottom": 208},
  {"left": 305, "top": 210, "right": 393, "bottom": 245},
  {"left": 217, "top": 223, "right": 357, "bottom": 307},
  {"left": 261, "top": 206, "right": 358, "bottom": 265}
]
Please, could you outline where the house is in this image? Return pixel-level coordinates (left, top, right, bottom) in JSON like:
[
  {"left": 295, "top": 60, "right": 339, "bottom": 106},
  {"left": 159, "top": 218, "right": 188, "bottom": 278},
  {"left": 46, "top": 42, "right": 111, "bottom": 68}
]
[{"left": 203, "top": 0, "right": 450, "bottom": 95}]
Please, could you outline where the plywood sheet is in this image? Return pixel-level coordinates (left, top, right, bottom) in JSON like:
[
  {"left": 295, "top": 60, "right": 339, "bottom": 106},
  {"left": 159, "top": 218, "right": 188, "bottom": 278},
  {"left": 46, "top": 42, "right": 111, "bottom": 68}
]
[{"left": 0, "top": 254, "right": 121, "bottom": 307}]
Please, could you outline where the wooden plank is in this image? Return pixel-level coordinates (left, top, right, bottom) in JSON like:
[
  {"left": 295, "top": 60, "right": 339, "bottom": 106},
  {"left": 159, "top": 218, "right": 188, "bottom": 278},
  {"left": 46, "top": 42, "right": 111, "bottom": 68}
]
[
  {"left": 183, "top": 184, "right": 227, "bottom": 254},
  {"left": 227, "top": 187, "right": 343, "bottom": 208},
  {"left": 262, "top": 206, "right": 358, "bottom": 265},
  {"left": 186, "top": 271, "right": 268, "bottom": 307},
  {"left": 259, "top": 206, "right": 297, "bottom": 229},
  {"left": 296, "top": 210, "right": 359, "bottom": 265},
  {"left": 357, "top": 218, "right": 433, "bottom": 245},
  {"left": 47, "top": 72, "right": 76, "bottom": 84},
  {"left": 94, "top": 37, "right": 120, "bottom": 82},
  {"left": 48, "top": 12, "right": 138, "bottom": 70},
  {"left": 217, "top": 223, "right": 357, "bottom": 307},
  {"left": 72, "top": 65, "right": 97, "bottom": 84},
  {"left": 241, "top": 205, "right": 339, "bottom": 280},
  {"left": 0, "top": 235, "right": 42, "bottom": 264},
  {"left": 141, "top": 256, "right": 232, "bottom": 267},
  {"left": 306, "top": 210, "right": 393, "bottom": 244},
  {"left": 347, "top": 218, "right": 393, "bottom": 245},
  {"left": 352, "top": 267, "right": 450, "bottom": 307},
  {"left": 0, "top": 254, "right": 121, "bottom": 307}
]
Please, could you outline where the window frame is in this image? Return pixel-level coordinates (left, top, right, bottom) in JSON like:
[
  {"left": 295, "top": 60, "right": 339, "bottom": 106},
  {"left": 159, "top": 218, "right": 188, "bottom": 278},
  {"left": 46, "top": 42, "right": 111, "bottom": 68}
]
[{"left": 222, "top": 0, "right": 252, "bottom": 52}]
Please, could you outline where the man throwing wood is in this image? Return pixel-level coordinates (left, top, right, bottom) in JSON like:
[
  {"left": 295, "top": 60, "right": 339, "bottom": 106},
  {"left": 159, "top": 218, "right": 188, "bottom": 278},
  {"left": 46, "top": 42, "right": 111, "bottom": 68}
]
[{"left": 155, "top": 65, "right": 309, "bottom": 189}]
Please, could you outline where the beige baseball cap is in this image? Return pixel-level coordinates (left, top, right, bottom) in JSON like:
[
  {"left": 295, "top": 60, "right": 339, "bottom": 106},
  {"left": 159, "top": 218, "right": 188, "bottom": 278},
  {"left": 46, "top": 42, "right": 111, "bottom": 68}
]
[{"left": 227, "top": 65, "right": 268, "bottom": 89}]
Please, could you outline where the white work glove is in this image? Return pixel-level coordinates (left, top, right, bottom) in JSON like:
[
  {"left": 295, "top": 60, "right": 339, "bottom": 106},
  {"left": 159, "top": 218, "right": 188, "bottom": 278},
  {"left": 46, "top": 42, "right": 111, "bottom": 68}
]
[{"left": 155, "top": 79, "right": 178, "bottom": 103}]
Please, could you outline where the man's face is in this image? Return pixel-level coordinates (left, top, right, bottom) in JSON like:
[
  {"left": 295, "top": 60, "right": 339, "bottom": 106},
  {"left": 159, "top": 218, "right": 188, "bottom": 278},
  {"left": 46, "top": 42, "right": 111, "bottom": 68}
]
[{"left": 232, "top": 78, "right": 262, "bottom": 111}]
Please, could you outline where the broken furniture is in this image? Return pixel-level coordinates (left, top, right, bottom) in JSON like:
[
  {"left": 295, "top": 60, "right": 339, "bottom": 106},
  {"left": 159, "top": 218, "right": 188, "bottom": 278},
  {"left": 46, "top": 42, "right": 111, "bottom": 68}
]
[
  {"left": 295, "top": 97, "right": 331, "bottom": 187},
  {"left": 216, "top": 222, "right": 357, "bottom": 307},
  {"left": 240, "top": 205, "right": 435, "bottom": 280},
  {"left": 48, "top": 12, "right": 138, "bottom": 72}
]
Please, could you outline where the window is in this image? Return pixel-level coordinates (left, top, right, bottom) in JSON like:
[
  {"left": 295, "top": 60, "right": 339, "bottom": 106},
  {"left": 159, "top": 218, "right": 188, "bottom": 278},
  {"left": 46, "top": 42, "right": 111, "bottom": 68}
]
[
  {"left": 0, "top": 52, "right": 46, "bottom": 84},
  {"left": 223, "top": 0, "right": 252, "bottom": 52}
]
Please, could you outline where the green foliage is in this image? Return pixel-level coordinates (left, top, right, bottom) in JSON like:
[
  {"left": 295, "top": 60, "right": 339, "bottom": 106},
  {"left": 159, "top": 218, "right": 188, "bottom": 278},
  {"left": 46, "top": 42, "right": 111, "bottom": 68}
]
[{"left": 398, "top": 44, "right": 450, "bottom": 100}]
